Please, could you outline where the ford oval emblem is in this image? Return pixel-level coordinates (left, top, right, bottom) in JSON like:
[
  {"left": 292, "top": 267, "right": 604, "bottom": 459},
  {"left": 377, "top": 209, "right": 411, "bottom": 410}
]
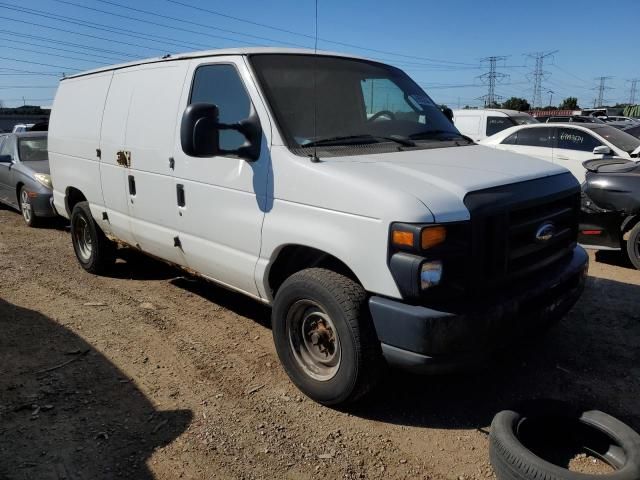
[{"left": 535, "top": 222, "right": 556, "bottom": 242}]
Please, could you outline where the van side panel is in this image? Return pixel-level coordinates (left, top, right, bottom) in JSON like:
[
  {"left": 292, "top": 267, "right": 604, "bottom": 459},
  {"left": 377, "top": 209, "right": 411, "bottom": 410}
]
[{"left": 48, "top": 72, "right": 113, "bottom": 219}]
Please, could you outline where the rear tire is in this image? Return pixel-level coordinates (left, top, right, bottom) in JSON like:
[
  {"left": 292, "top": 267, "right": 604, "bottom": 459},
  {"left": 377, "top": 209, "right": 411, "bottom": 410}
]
[
  {"left": 625, "top": 222, "right": 640, "bottom": 270},
  {"left": 272, "top": 268, "right": 382, "bottom": 406},
  {"left": 19, "top": 186, "right": 39, "bottom": 227},
  {"left": 70, "top": 201, "right": 115, "bottom": 274}
]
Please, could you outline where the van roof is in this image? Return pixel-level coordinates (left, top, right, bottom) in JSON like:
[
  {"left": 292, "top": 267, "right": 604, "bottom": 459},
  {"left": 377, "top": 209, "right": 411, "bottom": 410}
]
[{"left": 62, "top": 48, "right": 368, "bottom": 80}]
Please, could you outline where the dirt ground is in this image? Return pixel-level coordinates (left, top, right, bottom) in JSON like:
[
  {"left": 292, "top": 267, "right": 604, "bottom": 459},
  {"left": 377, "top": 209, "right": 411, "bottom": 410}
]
[{"left": 1, "top": 205, "right": 639, "bottom": 480}]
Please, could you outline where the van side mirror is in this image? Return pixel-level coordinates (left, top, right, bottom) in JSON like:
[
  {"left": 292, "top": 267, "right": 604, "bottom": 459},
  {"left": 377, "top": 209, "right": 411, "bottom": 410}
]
[
  {"left": 180, "top": 102, "right": 262, "bottom": 161},
  {"left": 180, "top": 103, "right": 221, "bottom": 158},
  {"left": 0, "top": 154, "right": 12, "bottom": 163},
  {"left": 593, "top": 145, "right": 611, "bottom": 155}
]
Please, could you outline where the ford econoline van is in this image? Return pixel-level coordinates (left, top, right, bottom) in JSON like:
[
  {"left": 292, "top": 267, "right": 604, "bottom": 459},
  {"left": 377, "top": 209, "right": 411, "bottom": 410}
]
[
  {"left": 49, "top": 49, "right": 588, "bottom": 405},
  {"left": 453, "top": 108, "right": 538, "bottom": 142}
]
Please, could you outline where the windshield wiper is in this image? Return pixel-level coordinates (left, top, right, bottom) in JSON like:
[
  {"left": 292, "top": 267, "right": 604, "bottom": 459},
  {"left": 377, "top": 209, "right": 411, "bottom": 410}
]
[
  {"left": 410, "top": 130, "right": 474, "bottom": 143},
  {"left": 303, "top": 134, "right": 415, "bottom": 148}
]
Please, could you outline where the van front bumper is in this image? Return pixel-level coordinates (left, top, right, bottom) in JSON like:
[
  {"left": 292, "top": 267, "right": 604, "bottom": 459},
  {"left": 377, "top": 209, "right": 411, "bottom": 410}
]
[{"left": 369, "top": 245, "right": 588, "bottom": 374}]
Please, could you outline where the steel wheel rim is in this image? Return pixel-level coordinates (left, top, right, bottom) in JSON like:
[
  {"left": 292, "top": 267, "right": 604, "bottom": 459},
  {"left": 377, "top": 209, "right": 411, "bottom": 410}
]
[
  {"left": 20, "top": 189, "right": 31, "bottom": 223},
  {"left": 287, "top": 299, "right": 341, "bottom": 381},
  {"left": 72, "top": 215, "right": 92, "bottom": 262}
]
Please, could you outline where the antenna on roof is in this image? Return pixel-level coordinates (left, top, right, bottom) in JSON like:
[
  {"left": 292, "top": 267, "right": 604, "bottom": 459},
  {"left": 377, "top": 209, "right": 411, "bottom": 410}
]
[{"left": 309, "top": 0, "right": 321, "bottom": 163}]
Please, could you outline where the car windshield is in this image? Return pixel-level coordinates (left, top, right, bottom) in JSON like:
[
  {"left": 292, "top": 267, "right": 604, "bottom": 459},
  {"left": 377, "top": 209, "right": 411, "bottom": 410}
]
[
  {"left": 18, "top": 136, "right": 48, "bottom": 162},
  {"left": 250, "top": 54, "right": 464, "bottom": 151},
  {"left": 592, "top": 125, "right": 640, "bottom": 154}
]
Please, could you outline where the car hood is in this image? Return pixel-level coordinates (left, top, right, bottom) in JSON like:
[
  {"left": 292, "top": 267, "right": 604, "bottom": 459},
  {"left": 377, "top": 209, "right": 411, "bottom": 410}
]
[
  {"left": 21, "top": 160, "right": 50, "bottom": 175},
  {"left": 321, "top": 145, "right": 570, "bottom": 222}
]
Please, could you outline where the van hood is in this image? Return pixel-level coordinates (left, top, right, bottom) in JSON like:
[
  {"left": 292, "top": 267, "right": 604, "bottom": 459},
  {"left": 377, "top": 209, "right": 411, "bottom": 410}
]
[{"left": 321, "top": 145, "right": 571, "bottom": 222}]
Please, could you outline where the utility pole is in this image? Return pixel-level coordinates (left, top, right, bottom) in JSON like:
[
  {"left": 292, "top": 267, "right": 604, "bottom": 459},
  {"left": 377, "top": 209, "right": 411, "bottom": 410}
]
[
  {"left": 547, "top": 90, "right": 554, "bottom": 107},
  {"left": 477, "top": 56, "right": 508, "bottom": 107},
  {"left": 628, "top": 79, "right": 639, "bottom": 105},
  {"left": 594, "top": 76, "right": 613, "bottom": 108},
  {"left": 525, "top": 50, "right": 558, "bottom": 109}
]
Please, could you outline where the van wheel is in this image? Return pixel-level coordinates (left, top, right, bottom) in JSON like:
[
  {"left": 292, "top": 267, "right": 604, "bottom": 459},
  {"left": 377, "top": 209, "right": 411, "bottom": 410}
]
[
  {"left": 70, "top": 201, "right": 115, "bottom": 274},
  {"left": 19, "top": 186, "right": 39, "bottom": 227},
  {"left": 625, "top": 222, "right": 640, "bottom": 270},
  {"left": 272, "top": 268, "right": 382, "bottom": 406}
]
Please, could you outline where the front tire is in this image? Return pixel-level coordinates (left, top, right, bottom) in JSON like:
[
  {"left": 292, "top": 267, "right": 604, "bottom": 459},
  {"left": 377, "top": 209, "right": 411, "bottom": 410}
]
[
  {"left": 625, "top": 222, "right": 640, "bottom": 270},
  {"left": 272, "top": 268, "right": 382, "bottom": 406},
  {"left": 19, "top": 186, "right": 39, "bottom": 227},
  {"left": 70, "top": 201, "right": 115, "bottom": 274}
]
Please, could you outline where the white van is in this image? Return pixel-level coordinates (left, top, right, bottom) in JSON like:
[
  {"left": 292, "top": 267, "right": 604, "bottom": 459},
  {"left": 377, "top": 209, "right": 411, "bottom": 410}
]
[
  {"left": 452, "top": 109, "right": 538, "bottom": 142},
  {"left": 49, "top": 48, "right": 588, "bottom": 405}
]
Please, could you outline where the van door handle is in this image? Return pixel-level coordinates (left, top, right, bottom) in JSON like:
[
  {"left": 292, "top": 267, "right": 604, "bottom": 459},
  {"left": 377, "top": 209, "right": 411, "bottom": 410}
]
[
  {"left": 556, "top": 155, "right": 569, "bottom": 160},
  {"left": 176, "top": 184, "right": 185, "bottom": 207},
  {"left": 128, "top": 175, "right": 136, "bottom": 195}
]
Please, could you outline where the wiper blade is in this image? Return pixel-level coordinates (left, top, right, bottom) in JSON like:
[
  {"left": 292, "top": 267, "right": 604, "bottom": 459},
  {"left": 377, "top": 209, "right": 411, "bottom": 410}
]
[
  {"left": 303, "top": 134, "right": 415, "bottom": 148},
  {"left": 410, "top": 130, "right": 473, "bottom": 143}
]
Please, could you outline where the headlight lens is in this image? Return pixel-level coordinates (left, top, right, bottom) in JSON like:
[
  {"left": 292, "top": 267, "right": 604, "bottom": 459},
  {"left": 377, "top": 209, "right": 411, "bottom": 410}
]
[
  {"left": 34, "top": 173, "right": 52, "bottom": 189},
  {"left": 420, "top": 260, "right": 443, "bottom": 290}
]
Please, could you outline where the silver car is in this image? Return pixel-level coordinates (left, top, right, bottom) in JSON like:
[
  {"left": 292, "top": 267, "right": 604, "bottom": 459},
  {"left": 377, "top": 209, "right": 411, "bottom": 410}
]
[{"left": 0, "top": 132, "right": 56, "bottom": 226}]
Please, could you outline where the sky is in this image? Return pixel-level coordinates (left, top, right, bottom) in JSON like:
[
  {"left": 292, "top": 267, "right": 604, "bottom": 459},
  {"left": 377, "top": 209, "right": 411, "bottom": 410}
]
[{"left": 0, "top": 0, "right": 638, "bottom": 109}]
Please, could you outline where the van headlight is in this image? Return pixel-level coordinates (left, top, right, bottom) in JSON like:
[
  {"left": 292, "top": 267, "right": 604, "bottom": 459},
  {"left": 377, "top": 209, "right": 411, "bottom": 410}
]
[
  {"left": 34, "top": 173, "right": 52, "bottom": 189},
  {"left": 420, "top": 261, "right": 443, "bottom": 290}
]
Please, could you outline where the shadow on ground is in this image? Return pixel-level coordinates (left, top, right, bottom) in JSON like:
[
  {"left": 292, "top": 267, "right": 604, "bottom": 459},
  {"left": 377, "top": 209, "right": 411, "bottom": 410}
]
[
  {"left": 594, "top": 249, "right": 636, "bottom": 270},
  {"left": 173, "top": 270, "right": 640, "bottom": 434},
  {"left": 0, "top": 298, "right": 192, "bottom": 480}
]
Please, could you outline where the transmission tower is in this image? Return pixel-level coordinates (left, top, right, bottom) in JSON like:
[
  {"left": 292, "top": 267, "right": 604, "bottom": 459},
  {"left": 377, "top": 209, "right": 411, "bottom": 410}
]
[
  {"left": 525, "top": 50, "right": 558, "bottom": 109},
  {"left": 628, "top": 79, "right": 639, "bottom": 105},
  {"left": 594, "top": 76, "right": 613, "bottom": 107},
  {"left": 477, "top": 56, "right": 508, "bottom": 107}
]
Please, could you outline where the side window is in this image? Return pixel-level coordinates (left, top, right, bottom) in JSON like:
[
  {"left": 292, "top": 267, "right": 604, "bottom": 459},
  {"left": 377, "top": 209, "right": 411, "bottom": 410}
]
[
  {"left": 502, "top": 132, "right": 518, "bottom": 145},
  {"left": 557, "top": 128, "right": 603, "bottom": 152},
  {"left": 486, "top": 116, "right": 514, "bottom": 136},
  {"left": 190, "top": 64, "right": 252, "bottom": 151},
  {"left": 515, "top": 127, "right": 552, "bottom": 147}
]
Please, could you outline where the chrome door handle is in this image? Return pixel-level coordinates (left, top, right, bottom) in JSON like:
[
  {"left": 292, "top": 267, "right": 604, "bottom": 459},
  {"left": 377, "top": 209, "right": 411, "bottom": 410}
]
[{"left": 556, "top": 155, "right": 569, "bottom": 160}]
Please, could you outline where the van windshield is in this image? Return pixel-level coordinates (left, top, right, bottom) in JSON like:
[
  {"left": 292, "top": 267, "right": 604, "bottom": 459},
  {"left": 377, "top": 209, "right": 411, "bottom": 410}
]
[{"left": 250, "top": 54, "right": 465, "bottom": 152}]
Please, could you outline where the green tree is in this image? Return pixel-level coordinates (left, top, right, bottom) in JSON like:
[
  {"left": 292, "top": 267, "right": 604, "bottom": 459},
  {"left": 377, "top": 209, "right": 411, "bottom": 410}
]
[
  {"left": 501, "top": 97, "right": 531, "bottom": 111},
  {"left": 559, "top": 97, "right": 579, "bottom": 110}
]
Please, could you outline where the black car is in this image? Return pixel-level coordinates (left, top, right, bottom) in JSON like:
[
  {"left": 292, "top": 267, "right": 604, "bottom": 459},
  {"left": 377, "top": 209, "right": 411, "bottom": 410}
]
[{"left": 580, "top": 158, "right": 640, "bottom": 268}]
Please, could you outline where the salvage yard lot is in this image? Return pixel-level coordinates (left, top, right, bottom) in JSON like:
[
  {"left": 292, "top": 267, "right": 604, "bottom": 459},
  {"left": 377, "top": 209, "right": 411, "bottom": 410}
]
[{"left": 1, "top": 206, "right": 639, "bottom": 480}]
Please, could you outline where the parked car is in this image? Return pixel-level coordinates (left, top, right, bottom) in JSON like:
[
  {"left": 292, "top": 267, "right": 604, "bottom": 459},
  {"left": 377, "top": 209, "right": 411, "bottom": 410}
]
[
  {"left": 623, "top": 123, "right": 640, "bottom": 139},
  {"left": 452, "top": 108, "right": 537, "bottom": 142},
  {"left": 0, "top": 132, "right": 56, "bottom": 226},
  {"left": 580, "top": 158, "right": 640, "bottom": 269},
  {"left": 49, "top": 48, "right": 588, "bottom": 405},
  {"left": 602, "top": 116, "right": 640, "bottom": 126},
  {"left": 481, "top": 123, "right": 640, "bottom": 182}
]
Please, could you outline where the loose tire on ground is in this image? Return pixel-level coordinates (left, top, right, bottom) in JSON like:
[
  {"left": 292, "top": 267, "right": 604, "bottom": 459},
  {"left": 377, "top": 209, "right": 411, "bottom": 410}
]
[
  {"left": 490, "top": 401, "right": 640, "bottom": 480},
  {"left": 70, "top": 201, "right": 115, "bottom": 274},
  {"left": 271, "top": 268, "right": 382, "bottom": 406},
  {"left": 19, "top": 186, "right": 39, "bottom": 227},
  {"left": 625, "top": 222, "right": 640, "bottom": 270}
]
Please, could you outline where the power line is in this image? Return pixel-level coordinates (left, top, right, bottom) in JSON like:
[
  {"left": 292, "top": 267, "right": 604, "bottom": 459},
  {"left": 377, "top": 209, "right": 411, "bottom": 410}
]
[
  {"left": 525, "top": 50, "right": 558, "bottom": 109},
  {"left": 0, "top": 55, "right": 80, "bottom": 71},
  {"left": 0, "top": 3, "right": 208, "bottom": 52},
  {"left": 0, "top": 36, "right": 127, "bottom": 62},
  {"left": 49, "top": 0, "right": 270, "bottom": 48},
  {"left": 477, "top": 56, "right": 509, "bottom": 106},
  {"left": 159, "top": 0, "right": 479, "bottom": 67},
  {"left": 0, "top": 44, "right": 111, "bottom": 65}
]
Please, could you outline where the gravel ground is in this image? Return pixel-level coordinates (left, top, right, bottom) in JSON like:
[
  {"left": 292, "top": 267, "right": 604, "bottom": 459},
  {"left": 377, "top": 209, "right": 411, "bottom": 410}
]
[{"left": 1, "top": 205, "right": 639, "bottom": 479}]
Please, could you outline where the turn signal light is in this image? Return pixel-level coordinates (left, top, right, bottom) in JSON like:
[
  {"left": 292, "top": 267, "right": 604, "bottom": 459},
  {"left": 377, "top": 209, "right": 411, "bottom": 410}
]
[
  {"left": 392, "top": 230, "right": 414, "bottom": 248},
  {"left": 421, "top": 226, "right": 446, "bottom": 249}
]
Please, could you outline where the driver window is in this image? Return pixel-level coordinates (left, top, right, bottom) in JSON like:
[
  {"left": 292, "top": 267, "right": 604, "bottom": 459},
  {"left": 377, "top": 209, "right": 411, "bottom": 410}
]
[
  {"left": 190, "top": 64, "right": 252, "bottom": 151},
  {"left": 557, "top": 128, "right": 602, "bottom": 152},
  {"left": 360, "top": 78, "right": 421, "bottom": 123}
]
